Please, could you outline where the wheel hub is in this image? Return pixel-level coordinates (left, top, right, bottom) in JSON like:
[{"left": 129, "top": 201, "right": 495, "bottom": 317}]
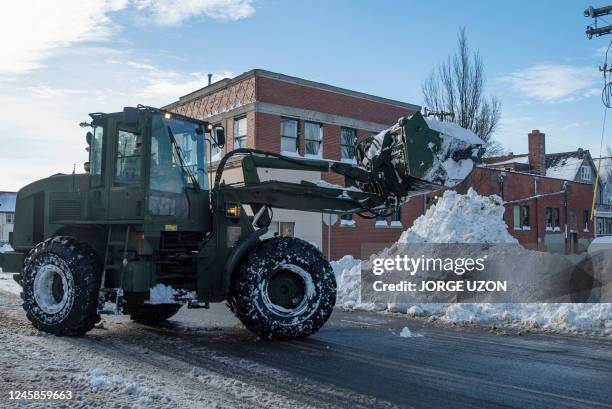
[
  {"left": 267, "top": 269, "right": 306, "bottom": 309},
  {"left": 33, "top": 264, "right": 69, "bottom": 315}
]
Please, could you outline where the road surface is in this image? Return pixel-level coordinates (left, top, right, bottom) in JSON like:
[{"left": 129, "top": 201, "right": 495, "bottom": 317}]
[{"left": 1, "top": 283, "right": 611, "bottom": 408}]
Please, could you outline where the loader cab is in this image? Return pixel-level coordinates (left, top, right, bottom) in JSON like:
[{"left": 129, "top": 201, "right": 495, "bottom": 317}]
[{"left": 86, "top": 107, "right": 218, "bottom": 234}]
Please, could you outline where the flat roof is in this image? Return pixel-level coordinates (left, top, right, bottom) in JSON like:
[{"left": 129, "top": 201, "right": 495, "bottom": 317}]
[{"left": 164, "top": 69, "right": 420, "bottom": 111}]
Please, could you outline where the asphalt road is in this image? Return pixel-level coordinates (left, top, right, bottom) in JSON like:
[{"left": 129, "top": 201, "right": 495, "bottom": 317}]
[
  {"left": 166, "top": 304, "right": 612, "bottom": 409},
  {"left": 1, "top": 283, "right": 612, "bottom": 408}
]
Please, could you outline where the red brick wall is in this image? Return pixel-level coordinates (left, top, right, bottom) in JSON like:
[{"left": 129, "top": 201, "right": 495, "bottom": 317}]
[
  {"left": 468, "top": 167, "right": 594, "bottom": 251},
  {"left": 256, "top": 76, "right": 415, "bottom": 125}
]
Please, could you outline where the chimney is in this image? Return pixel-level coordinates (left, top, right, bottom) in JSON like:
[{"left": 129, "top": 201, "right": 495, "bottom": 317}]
[
  {"left": 528, "top": 130, "right": 546, "bottom": 175},
  {"left": 207, "top": 73, "right": 213, "bottom": 86}
]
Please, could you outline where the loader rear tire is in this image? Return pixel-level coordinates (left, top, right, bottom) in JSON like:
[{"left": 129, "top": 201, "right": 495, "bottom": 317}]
[
  {"left": 231, "top": 237, "right": 336, "bottom": 340},
  {"left": 124, "top": 301, "right": 182, "bottom": 325},
  {"left": 21, "top": 237, "right": 102, "bottom": 336}
]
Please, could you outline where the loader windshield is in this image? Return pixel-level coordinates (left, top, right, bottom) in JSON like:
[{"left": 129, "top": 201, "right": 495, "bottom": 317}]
[{"left": 150, "top": 114, "right": 207, "bottom": 193}]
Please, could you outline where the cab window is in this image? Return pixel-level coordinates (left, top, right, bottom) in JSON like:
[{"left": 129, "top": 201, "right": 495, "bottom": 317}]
[
  {"left": 90, "top": 126, "right": 104, "bottom": 187},
  {"left": 114, "top": 129, "right": 142, "bottom": 186}
]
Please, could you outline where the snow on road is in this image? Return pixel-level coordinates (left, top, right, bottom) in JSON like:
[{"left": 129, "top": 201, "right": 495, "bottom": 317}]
[
  {"left": 331, "top": 189, "right": 612, "bottom": 337},
  {"left": 0, "top": 289, "right": 321, "bottom": 408}
]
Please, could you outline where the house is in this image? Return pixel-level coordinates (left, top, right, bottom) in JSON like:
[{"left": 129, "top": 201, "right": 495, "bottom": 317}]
[
  {"left": 478, "top": 130, "right": 598, "bottom": 252},
  {"left": 0, "top": 191, "right": 16, "bottom": 244},
  {"left": 591, "top": 156, "right": 612, "bottom": 236},
  {"left": 165, "top": 71, "right": 597, "bottom": 258}
]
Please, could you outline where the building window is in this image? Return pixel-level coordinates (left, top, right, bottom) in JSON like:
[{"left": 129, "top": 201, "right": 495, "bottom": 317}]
[
  {"left": 340, "top": 213, "right": 355, "bottom": 227},
  {"left": 267, "top": 221, "right": 295, "bottom": 237},
  {"left": 341, "top": 127, "right": 356, "bottom": 160},
  {"left": 304, "top": 122, "right": 323, "bottom": 157},
  {"left": 521, "top": 206, "right": 530, "bottom": 230},
  {"left": 281, "top": 118, "right": 299, "bottom": 153},
  {"left": 513, "top": 206, "right": 521, "bottom": 230},
  {"left": 545, "top": 207, "right": 561, "bottom": 231},
  {"left": 6, "top": 213, "right": 14, "bottom": 224},
  {"left": 513, "top": 205, "right": 530, "bottom": 230},
  {"left": 234, "top": 117, "right": 247, "bottom": 149},
  {"left": 580, "top": 166, "right": 592, "bottom": 182},
  {"left": 280, "top": 221, "right": 295, "bottom": 237},
  {"left": 584, "top": 210, "right": 590, "bottom": 231},
  {"left": 115, "top": 129, "right": 141, "bottom": 186}
]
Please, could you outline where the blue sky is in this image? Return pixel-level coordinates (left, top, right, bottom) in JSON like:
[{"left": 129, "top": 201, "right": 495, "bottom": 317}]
[{"left": 0, "top": 0, "right": 610, "bottom": 190}]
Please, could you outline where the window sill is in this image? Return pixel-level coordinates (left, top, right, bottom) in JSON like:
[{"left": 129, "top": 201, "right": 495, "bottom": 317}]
[
  {"left": 522, "top": 226, "right": 531, "bottom": 231},
  {"left": 340, "top": 220, "right": 356, "bottom": 227},
  {"left": 340, "top": 158, "right": 357, "bottom": 164},
  {"left": 389, "top": 221, "right": 403, "bottom": 228},
  {"left": 375, "top": 221, "right": 388, "bottom": 228},
  {"left": 280, "top": 150, "right": 301, "bottom": 157},
  {"left": 546, "top": 227, "right": 553, "bottom": 231},
  {"left": 304, "top": 153, "right": 322, "bottom": 159}
]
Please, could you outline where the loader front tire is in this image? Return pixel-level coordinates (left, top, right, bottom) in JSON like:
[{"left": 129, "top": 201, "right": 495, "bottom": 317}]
[
  {"left": 231, "top": 237, "right": 336, "bottom": 340},
  {"left": 21, "top": 237, "right": 102, "bottom": 336}
]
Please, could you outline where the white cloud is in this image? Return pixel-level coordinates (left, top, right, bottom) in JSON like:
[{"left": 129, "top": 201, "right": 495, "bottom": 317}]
[
  {"left": 0, "top": 0, "right": 254, "bottom": 77},
  {"left": 0, "top": 46, "right": 235, "bottom": 190},
  {"left": 0, "top": 1, "right": 127, "bottom": 76},
  {"left": 135, "top": 0, "right": 255, "bottom": 25},
  {"left": 499, "top": 64, "right": 601, "bottom": 102}
]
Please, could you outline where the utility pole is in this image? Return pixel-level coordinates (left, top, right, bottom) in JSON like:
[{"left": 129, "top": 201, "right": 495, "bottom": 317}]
[{"left": 585, "top": 5, "right": 612, "bottom": 38}]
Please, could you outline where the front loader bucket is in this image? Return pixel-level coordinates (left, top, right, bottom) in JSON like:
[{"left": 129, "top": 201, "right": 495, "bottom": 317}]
[{"left": 356, "top": 112, "right": 484, "bottom": 200}]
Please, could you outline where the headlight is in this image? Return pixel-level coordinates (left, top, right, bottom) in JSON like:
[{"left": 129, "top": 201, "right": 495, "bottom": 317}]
[{"left": 226, "top": 204, "right": 240, "bottom": 218}]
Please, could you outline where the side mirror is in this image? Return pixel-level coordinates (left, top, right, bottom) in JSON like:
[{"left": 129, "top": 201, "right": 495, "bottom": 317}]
[
  {"left": 86, "top": 131, "right": 93, "bottom": 145},
  {"left": 214, "top": 126, "right": 226, "bottom": 148},
  {"left": 122, "top": 107, "right": 139, "bottom": 127}
]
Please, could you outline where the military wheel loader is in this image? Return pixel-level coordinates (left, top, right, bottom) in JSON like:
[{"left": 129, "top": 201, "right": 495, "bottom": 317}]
[{"left": 0, "top": 105, "right": 483, "bottom": 339}]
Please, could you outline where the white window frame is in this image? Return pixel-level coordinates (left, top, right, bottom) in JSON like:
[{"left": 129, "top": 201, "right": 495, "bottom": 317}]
[
  {"left": 340, "top": 213, "right": 355, "bottom": 227},
  {"left": 304, "top": 122, "right": 323, "bottom": 158},
  {"left": 234, "top": 117, "right": 247, "bottom": 149},
  {"left": 6, "top": 213, "right": 14, "bottom": 224},
  {"left": 281, "top": 117, "right": 299, "bottom": 154},
  {"left": 340, "top": 127, "right": 356, "bottom": 162},
  {"left": 581, "top": 165, "right": 592, "bottom": 181}
]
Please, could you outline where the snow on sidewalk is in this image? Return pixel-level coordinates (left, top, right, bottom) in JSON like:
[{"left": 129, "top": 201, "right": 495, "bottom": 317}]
[
  {"left": 331, "top": 188, "right": 612, "bottom": 337},
  {"left": 0, "top": 244, "right": 21, "bottom": 296}
]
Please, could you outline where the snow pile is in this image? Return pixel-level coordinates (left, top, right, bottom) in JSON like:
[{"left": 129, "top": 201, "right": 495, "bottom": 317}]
[
  {"left": 0, "top": 245, "right": 20, "bottom": 295},
  {"left": 425, "top": 119, "right": 484, "bottom": 145},
  {"left": 363, "top": 115, "right": 483, "bottom": 188},
  {"left": 330, "top": 255, "right": 371, "bottom": 310},
  {"left": 148, "top": 284, "right": 178, "bottom": 304},
  {"left": 423, "top": 119, "right": 484, "bottom": 186},
  {"left": 0, "top": 273, "right": 21, "bottom": 296},
  {"left": 86, "top": 368, "right": 161, "bottom": 405},
  {"left": 399, "top": 327, "right": 413, "bottom": 337},
  {"left": 313, "top": 180, "right": 363, "bottom": 192},
  {"left": 399, "top": 188, "right": 517, "bottom": 244},
  {"left": 331, "top": 189, "right": 612, "bottom": 336}
]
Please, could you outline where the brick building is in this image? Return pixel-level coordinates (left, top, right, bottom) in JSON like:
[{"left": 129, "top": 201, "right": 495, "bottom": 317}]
[
  {"left": 165, "top": 69, "right": 420, "bottom": 257},
  {"left": 165, "top": 70, "right": 598, "bottom": 259}
]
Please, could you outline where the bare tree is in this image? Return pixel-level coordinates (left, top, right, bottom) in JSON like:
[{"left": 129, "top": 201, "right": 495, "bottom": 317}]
[{"left": 422, "top": 28, "right": 502, "bottom": 156}]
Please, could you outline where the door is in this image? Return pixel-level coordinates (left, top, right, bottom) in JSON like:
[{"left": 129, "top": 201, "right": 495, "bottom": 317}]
[{"left": 108, "top": 122, "right": 145, "bottom": 220}]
